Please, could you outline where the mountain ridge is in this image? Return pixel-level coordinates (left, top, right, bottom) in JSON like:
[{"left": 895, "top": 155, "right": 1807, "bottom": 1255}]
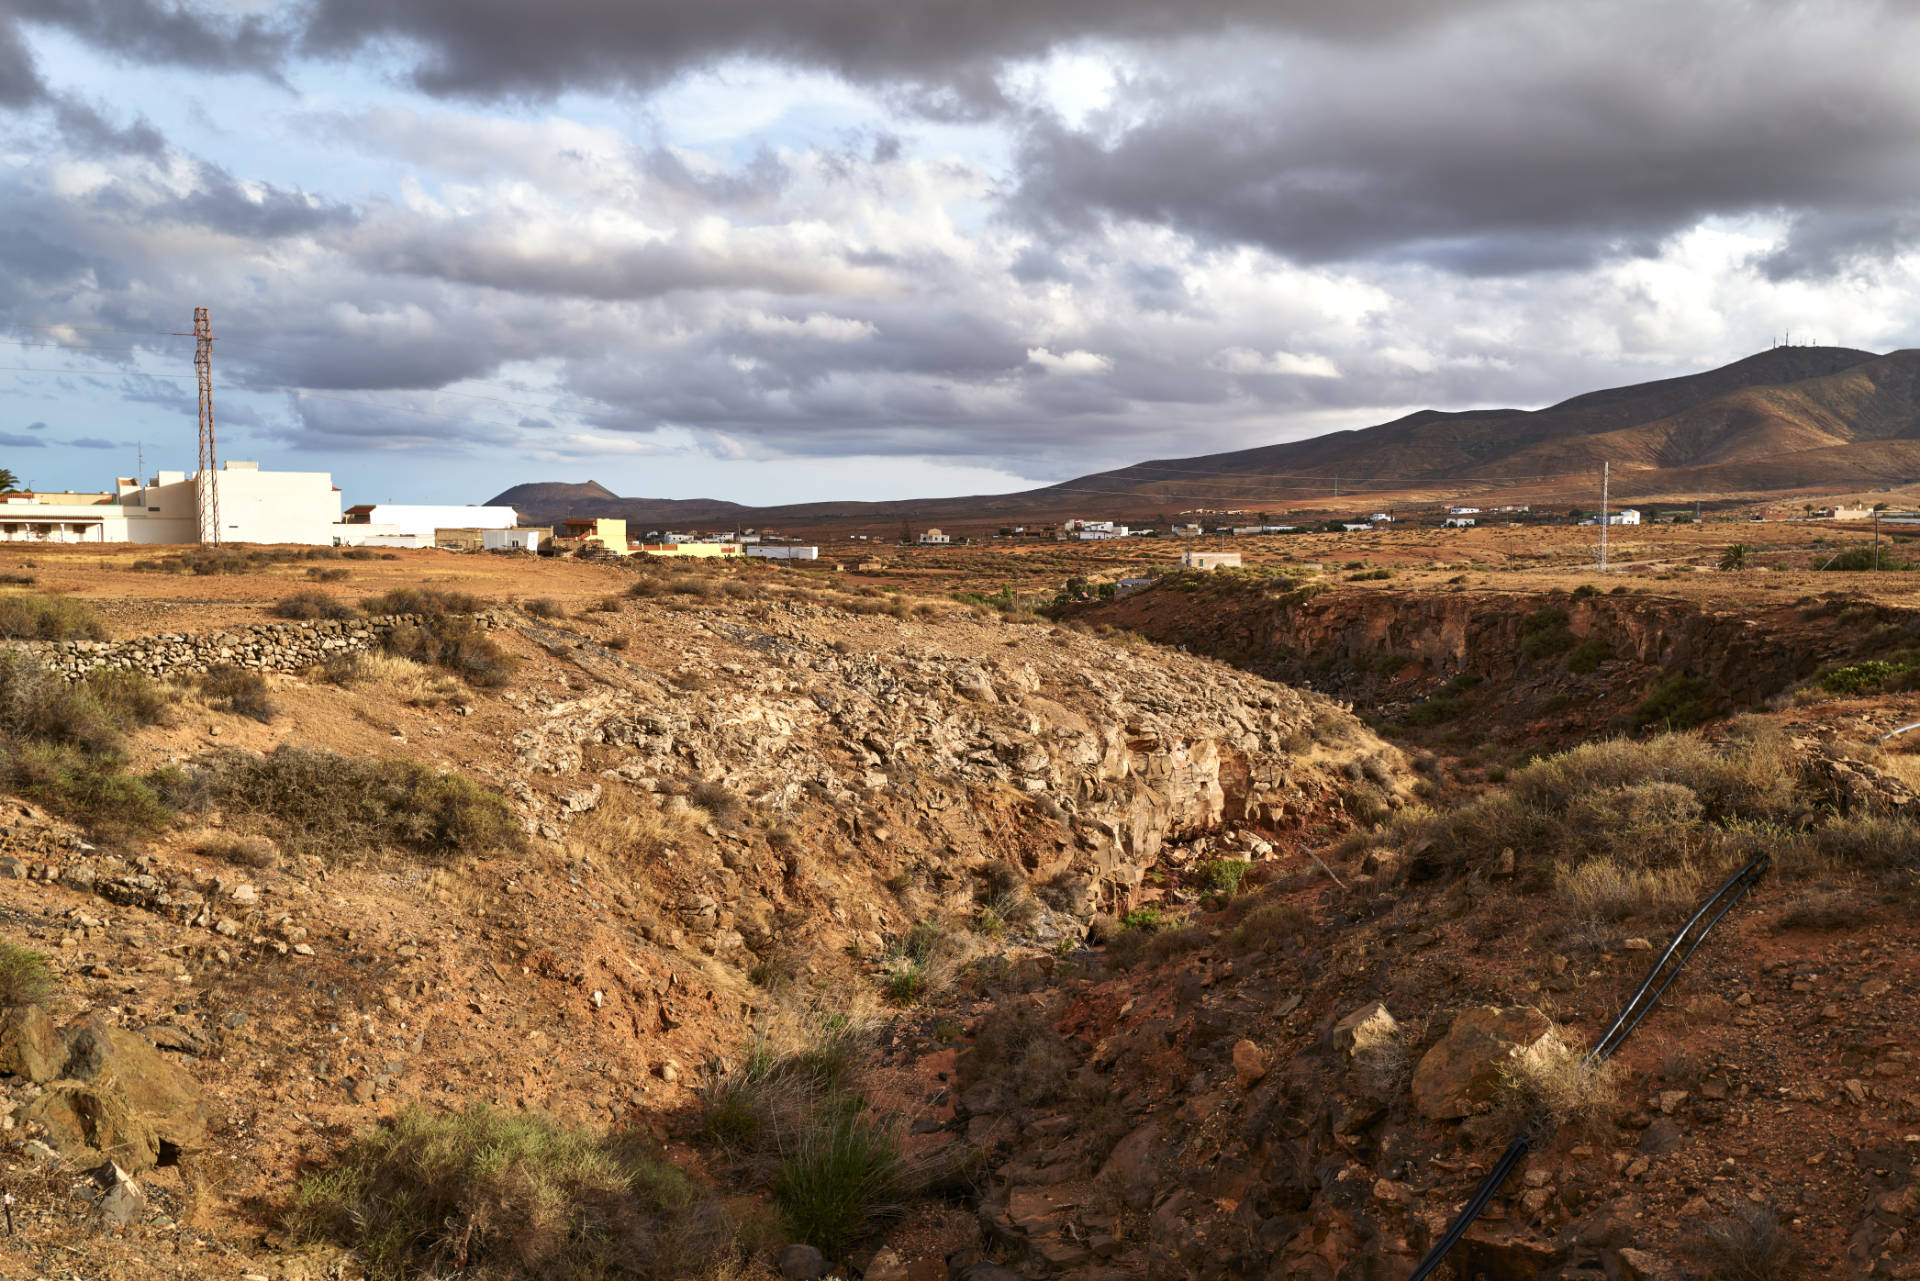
[{"left": 489, "top": 346, "right": 1920, "bottom": 528}]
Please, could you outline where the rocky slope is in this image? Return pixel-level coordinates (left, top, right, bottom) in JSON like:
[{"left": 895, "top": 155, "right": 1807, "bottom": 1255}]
[{"left": 0, "top": 578, "right": 1409, "bottom": 1278}]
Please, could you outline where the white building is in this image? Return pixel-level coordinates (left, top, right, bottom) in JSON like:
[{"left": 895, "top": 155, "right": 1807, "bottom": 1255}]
[
  {"left": 918, "top": 528, "right": 951, "bottom": 544},
  {"left": 747, "top": 545, "right": 819, "bottom": 560},
  {"left": 1447, "top": 506, "right": 1482, "bottom": 516},
  {"left": 1443, "top": 517, "right": 1476, "bottom": 528},
  {"left": 1078, "top": 525, "right": 1129, "bottom": 540},
  {"left": 1603, "top": 509, "right": 1641, "bottom": 526},
  {"left": 483, "top": 527, "right": 545, "bottom": 552},
  {"left": 1171, "top": 523, "right": 1202, "bottom": 537},
  {"left": 1181, "top": 550, "right": 1242, "bottom": 570},
  {"left": 1369, "top": 512, "right": 1393, "bottom": 523},
  {"left": 341, "top": 503, "right": 518, "bottom": 543},
  {"left": 0, "top": 462, "right": 344, "bottom": 545}
]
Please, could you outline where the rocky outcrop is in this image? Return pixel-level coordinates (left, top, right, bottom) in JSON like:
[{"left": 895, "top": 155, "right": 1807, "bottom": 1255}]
[{"left": 12, "top": 1014, "right": 208, "bottom": 1173}]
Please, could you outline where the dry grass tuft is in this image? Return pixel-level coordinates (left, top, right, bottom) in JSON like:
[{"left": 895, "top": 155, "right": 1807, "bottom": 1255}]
[
  {"left": 323, "top": 651, "right": 464, "bottom": 705},
  {"left": 1555, "top": 857, "right": 1706, "bottom": 923},
  {"left": 1495, "top": 1026, "right": 1620, "bottom": 1140},
  {"left": 565, "top": 787, "right": 707, "bottom": 863}
]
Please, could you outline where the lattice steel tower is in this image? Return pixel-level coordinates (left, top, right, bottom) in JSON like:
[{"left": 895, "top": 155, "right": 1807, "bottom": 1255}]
[{"left": 193, "top": 307, "right": 220, "bottom": 545}]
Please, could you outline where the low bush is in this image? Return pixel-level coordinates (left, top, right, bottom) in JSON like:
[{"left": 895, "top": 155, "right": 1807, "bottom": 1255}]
[
  {"left": 161, "top": 746, "right": 523, "bottom": 863},
  {"left": 385, "top": 617, "right": 516, "bottom": 688},
  {"left": 0, "top": 938, "right": 54, "bottom": 1006},
  {"left": 0, "top": 591, "right": 107, "bottom": 641},
  {"left": 1494, "top": 1026, "right": 1619, "bottom": 1141},
  {"left": 305, "top": 566, "right": 350, "bottom": 582},
  {"left": 0, "top": 572, "right": 34, "bottom": 585},
  {"left": 1520, "top": 607, "right": 1575, "bottom": 660},
  {"left": 1565, "top": 637, "right": 1613, "bottom": 674},
  {"left": 272, "top": 590, "right": 358, "bottom": 621},
  {"left": 523, "top": 597, "right": 568, "bottom": 620},
  {"left": 1199, "top": 857, "right": 1251, "bottom": 900},
  {"left": 1818, "top": 546, "right": 1913, "bottom": 572},
  {"left": 7, "top": 742, "right": 170, "bottom": 836},
  {"left": 1633, "top": 673, "right": 1716, "bottom": 729},
  {"left": 361, "top": 586, "right": 486, "bottom": 616},
  {"left": 1817, "top": 651, "right": 1920, "bottom": 696},
  {"left": 1224, "top": 899, "right": 1310, "bottom": 955},
  {"left": 689, "top": 779, "right": 742, "bottom": 822},
  {"left": 1695, "top": 1204, "right": 1802, "bottom": 1280},
  {"left": 701, "top": 1021, "right": 911, "bottom": 1254},
  {"left": 1555, "top": 857, "right": 1705, "bottom": 922},
  {"left": 196, "top": 832, "right": 280, "bottom": 870},
  {"left": 0, "top": 655, "right": 171, "bottom": 834},
  {"left": 321, "top": 652, "right": 463, "bottom": 706},
  {"left": 564, "top": 787, "right": 706, "bottom": 863},
  {"left": 1403, "top": 674, "right": 1482, "bottom": 726},
  {"left": 198, "top": 665, "right": 277, "bottom": 722},
  {"left": 291, "top": 1103, "right": 740, "bottom": 1280}
]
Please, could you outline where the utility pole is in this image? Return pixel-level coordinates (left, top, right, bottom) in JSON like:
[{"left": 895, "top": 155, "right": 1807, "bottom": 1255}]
[
  {"left": 1875, "top": 508, "right": 1881, "bottom": 571},
  {"left": 1599, "top": 460, "right": 1610, "bottom": 572},
  {"left": 193, "top": 307, "right": 220, "bottom": 546}
]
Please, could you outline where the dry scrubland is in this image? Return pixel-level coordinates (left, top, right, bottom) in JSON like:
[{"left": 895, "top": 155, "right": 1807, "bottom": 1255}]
[{"left": 0, "top": 535, "right": 1913, "bottom": 1280}]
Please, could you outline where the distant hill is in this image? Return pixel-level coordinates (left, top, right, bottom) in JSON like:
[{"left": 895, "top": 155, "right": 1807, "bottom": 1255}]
[
  {"left": 489, "top": 347, "right": 1920, "bottom": 531},
  {"left": 488, "top": 481, "right": 751, "bottom": 528}
]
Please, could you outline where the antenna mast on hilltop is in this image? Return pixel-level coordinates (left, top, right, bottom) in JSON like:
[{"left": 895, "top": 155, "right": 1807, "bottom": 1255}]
[
  {"left": 1599, "top": 460, "right": 1610, "bottom": 572},
  {"left": 194, "top": 307, "right": 220, "bottom": 546}
]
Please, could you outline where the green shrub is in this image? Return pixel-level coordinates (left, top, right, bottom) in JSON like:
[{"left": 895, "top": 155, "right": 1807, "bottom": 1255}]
[
  {"left": 1634, "top": 673, "right": 1716, "bottom": 729},
  {"left": 1818, "top": 652, "right": 1920, "bottom": 696},
  {"left": 198, "top": 665, "right": 277, "bottom": 723},
  {"left": 8, "top": 743, "right": 169, "bottom": 836},
  {"left": 0, "top": 938, "right": 54, "bottom": 1006},
  {"left": 161, "top": 746, "right": 523, "bottom": 863},
  {"left": 82, "top": 668, "right": 172, "bottom": 727},
  {"left": 1348, "top": 567, "right": 1393, "bottom": 582},
  {"left": 291, "top": 1103, "right": 737, "bottom": 1281},
  {"left": 1818, "top": 546, "right": 1913, "bottom": 572},
  {"left": 1119, "top": 905, "right": 1163, "bottom": 931},
  {"left": 272, "top": 590, "right": 359, "bottom": 621},
  {"left": 0, "top": 591, "right": 107, "bottom": 641},
  {"left": 773, "top": 1111, "right": 906, "bottom": 1254},
  {"left": 1200, "top": 858, "right": 1251, "bottom": 899},
  {"left": 1565, "top": 637, "right": 1613, "bottom": 674}
]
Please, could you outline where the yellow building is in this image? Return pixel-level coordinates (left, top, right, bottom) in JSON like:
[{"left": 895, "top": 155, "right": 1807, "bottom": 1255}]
[
  {"left": 636, "top": 542, "right": 743, "bottom": 558},
  {"left": 556, "top": 516, "right": 629, "bottom": 555}
]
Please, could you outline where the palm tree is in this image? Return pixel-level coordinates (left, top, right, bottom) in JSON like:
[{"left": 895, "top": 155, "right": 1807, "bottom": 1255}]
[
  {"left": 1719, "top": 543, "right": 1752, "bottom": 571},
  {"left": 0, "top": 469, "right": 19, "bottom": 493}
]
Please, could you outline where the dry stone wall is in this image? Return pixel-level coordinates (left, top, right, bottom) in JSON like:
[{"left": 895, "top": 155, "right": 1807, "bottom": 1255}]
[{"left": 11, "top": 613, "right": 500, "bottom": 681}]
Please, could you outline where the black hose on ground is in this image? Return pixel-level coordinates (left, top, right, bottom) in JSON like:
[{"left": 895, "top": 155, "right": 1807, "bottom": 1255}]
[{"left": 1404, "top": 852, "right": 1771, "bottom": 1281}]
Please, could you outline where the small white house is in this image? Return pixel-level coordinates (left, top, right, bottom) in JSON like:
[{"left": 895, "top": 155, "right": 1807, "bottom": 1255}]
[
  {"left": 1603, "top": 509, "right": 1642, "bottom": 526},
  {"left": 1181, "top": 550, "right": 1242, "bottom": 570},
  {"left": 1443, "top": 517, "right": 1476, "bottom": 528},
  {"left": 1447, "top": 506, "right": 1482, "bottom": 516},
  {"left": 1171, "top": 523, "right": 1203, "bottom": 537},
  {"left": 918, "top": 528, "right": 950, "bottom": 545},
  {"left": 1369, "top": 512, "right": 1393, "bottom": 523},
  {"left": 483, "top": 527, "right": 545, "bottom": 552},
  {"left": 1078, "top": 526, "right": 1128, "bottom": 540},
  {"left": 747, "top": 544, "right": 819, "bottom": 560}
]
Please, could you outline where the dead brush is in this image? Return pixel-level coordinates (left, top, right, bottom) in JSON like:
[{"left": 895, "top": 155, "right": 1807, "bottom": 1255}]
[
  {"left": 1555, "top": 857, "right": 1706, "bottom": 923},
  {"left": 1493, "top": 1026, "right": 1620, "bottom": 1143},
  {"left": 320, "top": 651, "right": 463, "bottom": 706},
  {"left": 565, "top": 786, "right": 708, "bottom": 862},
  {"left": 1695, "top": 1204, "right": 1803, "bottom": 1280}
]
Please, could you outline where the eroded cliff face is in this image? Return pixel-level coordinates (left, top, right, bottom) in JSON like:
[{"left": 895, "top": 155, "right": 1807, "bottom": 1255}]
[
  {"left": 1075, "top": 581, "right": 1906, "bottom": 743},
  {"left": 502, "top": 600, "right": 1409, "bottom": 952}
]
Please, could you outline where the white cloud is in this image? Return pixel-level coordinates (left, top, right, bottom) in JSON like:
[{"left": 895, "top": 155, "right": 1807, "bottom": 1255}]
[
  {"left": 1208, "top": 347, "right": 1339, "bottom": 378},
  {"left": 1026, "top": 346, "right": 1112, "bottom": 374}
]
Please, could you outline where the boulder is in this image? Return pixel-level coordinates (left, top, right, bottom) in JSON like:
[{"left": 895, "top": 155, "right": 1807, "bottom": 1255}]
[
  {"left": 1232, "top": 1039, "right": 1270, "bottom": 1090},
  {"left": 0, "top": 1005, "right": 64, "bottom": 1083},
  {"left": 777, "top": 1243, "right": 826, "bottom": 1280},
  {"left": 21, "top": 1017, "right": 208, "bottom": 1172},
  {"left": 1410, "top": 1005, "right": 1552, "bottom": 1120},
  {"left": 1332, "top": 1001, "right": 1399, "bottom": 1056}
]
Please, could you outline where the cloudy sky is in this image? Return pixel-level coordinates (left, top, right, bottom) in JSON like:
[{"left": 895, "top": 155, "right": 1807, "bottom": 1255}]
[{"left": 5, "top": 1, "right": 1920, "bottom": 506}]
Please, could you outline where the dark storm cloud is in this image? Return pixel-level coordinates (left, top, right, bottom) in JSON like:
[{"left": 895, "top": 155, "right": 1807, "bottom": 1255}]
[
  {"left": 68, "top": 436, "right": 116, "bottom": 449},
  {"left": 296, "top": 0, "right": 1482, "bottom": 104},
  {"left": 0, "top": 18, "right": 47, "bottom": 107},
  {"left": 0, "top": 432, "right": 47, "bottom": 448},
  {"left": 51, "top": 97, "right": 166, "bottom": 156},
  {"left": 1011, "top": 5, "right": 1920, "bottom": 276},
  {"left": 11, "top": 1, "right": 289, "bottom": 81}
]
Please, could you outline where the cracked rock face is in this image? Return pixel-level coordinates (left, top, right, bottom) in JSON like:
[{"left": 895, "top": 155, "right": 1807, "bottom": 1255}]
[{"left": 514, "top": 599, "right": 1408, "bottom": 922}]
